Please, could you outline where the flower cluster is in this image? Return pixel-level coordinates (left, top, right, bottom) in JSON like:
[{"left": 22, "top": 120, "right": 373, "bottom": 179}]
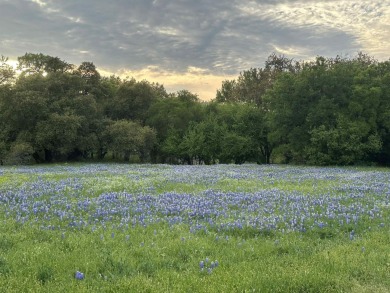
[
  {"left": 75, "top": 271, "right": 84, "bottom": 280},
  {"left": 199, "top": 258, "right": 219, "bottom": 274},
  {"left": 0, "top": 164, "right": 389, "bottom": 237}
]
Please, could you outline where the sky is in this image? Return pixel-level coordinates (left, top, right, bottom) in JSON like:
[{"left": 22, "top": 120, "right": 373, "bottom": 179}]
[{"left": 1, "top": 0, "right": 389, "bottom": 100}]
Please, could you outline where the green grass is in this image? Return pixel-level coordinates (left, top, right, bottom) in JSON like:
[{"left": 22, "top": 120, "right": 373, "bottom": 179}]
[
  {"left": 1, "top": 223, "right": 389, "bottom": 292},
  {"left": 0, "top": 164, "right": 389, "bottom": 292}
]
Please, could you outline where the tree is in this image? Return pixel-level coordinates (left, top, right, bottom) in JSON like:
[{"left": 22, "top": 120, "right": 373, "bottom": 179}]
[
  {"left": 35, "top": 113, "right": 82, "bottom": 162},
  {"left": 103, "top": 120, "right": 156, "bottom": 162},
  {"left": 146, "top": 90, "right": 204, "bottom": 162},
  {"left": 266, "top": 53, "right": 385, "bottom": 165},
  {"left": 111, "top": 79, "right": 166, "bottom": 123},
  {"left": 216, "top": 53, "right": 299, "bottom": 107},
  {"left": 305, "top": 117, "right": 382, "bottom": 165},
  {"left": 76, "top": 61, "right": 101, "bottom": 95},
  {"left": 181, "top": 116, "right": 229, "bottom": 164},
  {"left": 17, "top": 53, "right": 73, "bottom": 75},
  {"left": 0, "top": 55, "right": 15, "bottom": 84}
]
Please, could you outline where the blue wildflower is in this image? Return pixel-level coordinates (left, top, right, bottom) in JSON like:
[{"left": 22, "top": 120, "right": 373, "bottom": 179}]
[
  {"left": 349, "top": 230, "right": 355, "bottom": 240},
  {"left": 199, "top": 261, "right": 204, "bottom": 269},
  {"left": 75, "top": 271, "right": 84, "bottom": 280}
]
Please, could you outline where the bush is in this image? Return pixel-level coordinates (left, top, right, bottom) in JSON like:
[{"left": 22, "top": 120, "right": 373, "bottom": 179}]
[{"left": 5, "top": 142, "right": 34, "bottom": 165}]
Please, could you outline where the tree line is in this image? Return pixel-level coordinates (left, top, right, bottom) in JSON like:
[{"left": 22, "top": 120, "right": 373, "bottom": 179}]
[{"left": 0, "top": 52, "right": 389, "bottom": 166}]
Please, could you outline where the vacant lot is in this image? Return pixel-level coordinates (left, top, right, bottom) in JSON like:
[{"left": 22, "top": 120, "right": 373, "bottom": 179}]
[{"left": 0, "top": 164, "right": 389, "bottom": 292}]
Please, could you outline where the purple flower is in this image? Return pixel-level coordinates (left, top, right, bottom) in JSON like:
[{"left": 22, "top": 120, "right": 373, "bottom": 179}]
[
  {"left": 349, "top": 230, "right": 355, "bottom": 240},
  {"left": 199, "top": 261, "right": 204, "bottom": 269},
  {"left": 75, "top": 271, "right": 84, "bottom": 280}
]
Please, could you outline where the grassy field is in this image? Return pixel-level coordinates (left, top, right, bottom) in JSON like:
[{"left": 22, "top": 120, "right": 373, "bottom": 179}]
[{"left": 0, "top": 164, "right": 389, "bottom": 292}]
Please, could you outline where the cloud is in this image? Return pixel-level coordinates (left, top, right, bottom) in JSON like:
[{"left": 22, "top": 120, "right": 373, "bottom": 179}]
[
  {"left": 99, "top": 65, "right": 236, "bottom": 101},
  {"left": 1, "top": 0, "right": 389, "bottom": 100},
  {"left": 239, "top": 0, "right": 390, "bottom": 59}
]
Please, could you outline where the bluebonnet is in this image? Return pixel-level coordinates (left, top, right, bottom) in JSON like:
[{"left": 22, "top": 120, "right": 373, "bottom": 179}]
[
  {"left": 199, "top": 258, "right": 219, "bottom": 273},
  {"left": 350, "top": 230, "right": 355, "bottom": 240},
  {"left": 1, "top": 164, "right": 389, "bottom": 241},
  {"left": 75, "top": 271, "right": 84, "bottom": 280},
  {"left": 199, "top": 261, "right": 204, "bottom": 269}
]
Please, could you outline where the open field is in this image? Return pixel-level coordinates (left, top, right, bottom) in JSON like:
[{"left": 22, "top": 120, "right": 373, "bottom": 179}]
[{"left": 0, "top": 164, "right": 389, "bottom": 292}]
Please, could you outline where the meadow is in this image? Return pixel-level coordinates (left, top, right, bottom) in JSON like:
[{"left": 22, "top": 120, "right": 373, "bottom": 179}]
[{"left": 0, "top": 164, "right": 389, "bottom": 292}]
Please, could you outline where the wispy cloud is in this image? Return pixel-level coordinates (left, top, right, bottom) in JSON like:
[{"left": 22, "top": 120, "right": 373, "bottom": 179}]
[{"left": 239, "top": 1, "right": 390, "bottom": 58}]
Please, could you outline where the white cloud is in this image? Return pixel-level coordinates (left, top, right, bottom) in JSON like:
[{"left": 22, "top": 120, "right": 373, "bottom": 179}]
[
  {"left": 239, "top": 0, "right": 390, "bottom": 58},
  {"left": 271, "top": 45, "right": 310, "bottom": 57},
  {"left": 155, "top": 27, "right": 181, "bottom": 36},
  {"left": 31, "top": 0, "right": 46, "bottom": 7}
]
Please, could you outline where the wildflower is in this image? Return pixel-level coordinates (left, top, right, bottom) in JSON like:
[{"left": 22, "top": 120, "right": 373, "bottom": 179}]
[
  {"left": 75, "top": 271, "right": 84, "bottom": 280},
  {"left": 199, "top": 261, "right": 204, "bottom": 269},
  {"left": 349, "top": 230, "right": 355, "bottom": 240},
  {"left": 214, "top": 260, "right": 219, "bottom": 267},
  {"left": 208, "top": 268, "right": 212, "bottom": 274}
]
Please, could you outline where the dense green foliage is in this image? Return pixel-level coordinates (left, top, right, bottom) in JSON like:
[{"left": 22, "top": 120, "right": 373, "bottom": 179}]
[{"left": 0, "top": 52, "right": 389, "bottom": 165}]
